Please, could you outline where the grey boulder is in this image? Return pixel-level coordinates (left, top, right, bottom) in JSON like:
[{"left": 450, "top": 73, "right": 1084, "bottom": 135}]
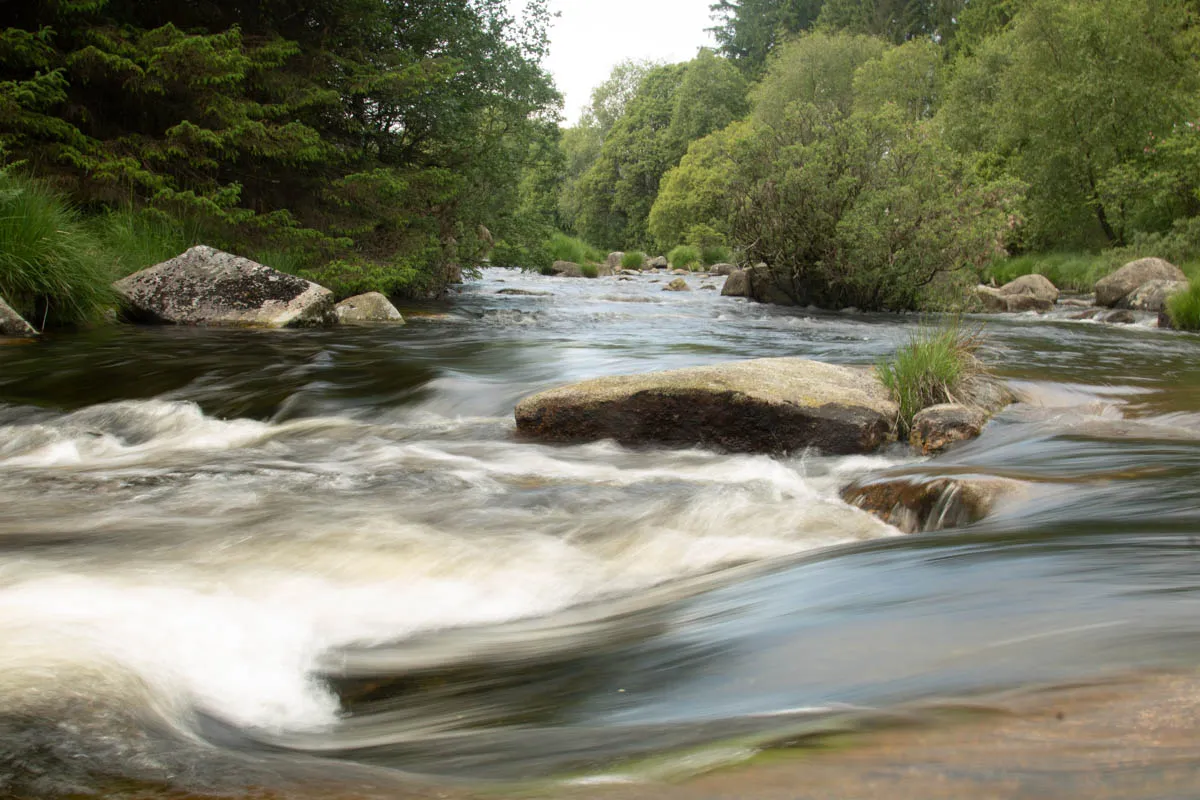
[
  {"left": 1095, "top": 258, "right": 1186, "bottom": 307},
  {"left": 0, "top": 296, "right": 37, "bottom": 337},
  {"left": 1118, "top": 279, "right": 1189, "bottom": 313},
  {"left": 113, "top": 246, "right": 334, "bottom": 328}
]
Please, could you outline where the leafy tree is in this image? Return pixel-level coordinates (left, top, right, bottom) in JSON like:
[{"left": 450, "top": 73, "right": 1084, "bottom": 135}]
[
  {"left": 709, "top": 0, "right": 826, "bottom": 73},
  {"left": 580, "top": 59, "right": 657, "bottom": 134},
  {"left": 649, "top": 121, "right": 747, "bottom": 249},
  {"left": 815, "top": 0, "right": 965, "bottom": 44},
  {"left": 940, "top": 0, "right": 1200, "bottom": 248},
  {"left": 750, "top": 32, "right": 887, "bottom": 125}
]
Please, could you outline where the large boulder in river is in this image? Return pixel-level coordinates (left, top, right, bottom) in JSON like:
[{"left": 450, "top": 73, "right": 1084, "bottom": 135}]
[
  {"left": 842, "top": 475, "right": 1029, "bottom": 534},
  {"left": 114, "top": 246, "right": 334, "bottom": 327},
  {"left": 1095, "top": 258, "right": 1186, "bottom": 307},
  {"left": 975, "top": 283, "right": 1053, "bottom": 313},
  {"left": 710, "top": 263, "right": 737, "bottom": 276},
  {"left": 1118, "top": 279, "right": 1189, "bottom": 312},
  {"left": 548, "top": 260, "right": 584, "bottom": 278},
  {"left": 515, "top": 358, "right": 899, "bottom": 455},
  {"left": 999, "top": 273, "right": 1059, "bottom": 304},
  {"left": 722, "top": 269, "right": 750, "bottom": 298},
  {"left": 334, "top": 292, "right": 405, "bottom": 324},
  {"left": 722, "top": 264, "right": 796, "bottom": 305},
  {"left": 0, "top": 296, "right": 37, "bottom": 337}
]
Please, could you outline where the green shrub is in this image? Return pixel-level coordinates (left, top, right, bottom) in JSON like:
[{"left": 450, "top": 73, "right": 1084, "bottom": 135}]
[
  {"left": 621, "top": 251, "right": 646, "bottom": 269},
  {"left": 877, "top": 321, "right": 984, "bottom": 436},
  {"left": 547, "top": 232, "right": 603, "bottom": 265},
  {"left": 299, "top": 257, "right": 433, "bottom": 300},
  {"left": 668, "top": 244, "right": 701, "bottom": 270},
  {"left": 700, "top": 244, "right": 731, "bottom": 266},
  {"left": 580, "top": 263, "right": 599, "bottom": 278},
  {"left": 1167, "top": 277, "right": 1200, "bottom": 331},
  {"left": 0, "top": 169, "right": 115, "bottom": 327}
]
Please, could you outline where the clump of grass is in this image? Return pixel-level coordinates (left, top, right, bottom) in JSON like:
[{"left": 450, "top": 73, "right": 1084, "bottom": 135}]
[
  {"left": 668, "top": 244, "right": 701, "bottom": 271},
  {"left": 87, "top": 209, "right": 203, "bottom": 278},
  {"left": 547, "top": 232, "right": 603, "bottom": 264},
  {"left": 580, "top": 263, "right": 599, "bottom": 279},
  {"left": 877, "top": 320, "right": 984, "bottom": 436},
  {"left": 700, "top": 244, "right": 731, "bottom": 266},
  {"left": 1166, "top": 277, "right": 1200, "bottom": 331},
  {"left": 620, "top": 251, "right": 645, "bottom": 269},
  {"left": 983, "top": 251, "right": 1109, "bottom": 293},
  {"left": 0, "top": 169, "right": 115, "bottom": 327}
]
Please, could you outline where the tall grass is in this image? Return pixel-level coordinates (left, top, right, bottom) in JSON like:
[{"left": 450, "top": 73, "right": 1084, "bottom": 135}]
[
  {"left": 0, "top": 170, "right": 115, "bottom": 327},
  {"left": 983, "top": 252, "right": 1110, "bottom": 293},
  {"left": 1166, "top": 277, "right": 1200, "bottom": 331},
  {"left": 877, "top": 320, "right": 984, "bottom": 436},
  {"left": 620, "top": 251, "right": 646, "bottom": 269},
  {"left": 668, "top": 244, "right": 701, "bottom": 271},
  {"left": 87, "top": 210, "right": 203, "bottom": 278},
  {"left": 700, "top": 244, "right": 731, "bottom": 266},
  {"left": 547, "top": 232, "right": 603, "bottom": 264}
]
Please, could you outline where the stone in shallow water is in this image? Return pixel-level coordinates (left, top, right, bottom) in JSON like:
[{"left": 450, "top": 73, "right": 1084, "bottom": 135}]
[
  {"left": 334, "top": 292, "right": 404, "bottom": 323},
  {"left": 842, "top": 475, "right": 1029, "bottom": 533},
  {"left": 113, "top": 245, "right": 334, "bottom": 328},
  {"left": 909, "top": 403, "right": 988, "bottom": 455},
  {"left": 515, "top": 358, "right": 899, "bottom": 455},
  {"left": 663, "top": 278, "right": 690, "bottom": 292}
]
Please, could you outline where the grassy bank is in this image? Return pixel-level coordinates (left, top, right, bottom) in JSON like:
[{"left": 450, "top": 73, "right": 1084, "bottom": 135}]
[{"left": 986, "top": 250, "right": 1200, "bottom": 294}]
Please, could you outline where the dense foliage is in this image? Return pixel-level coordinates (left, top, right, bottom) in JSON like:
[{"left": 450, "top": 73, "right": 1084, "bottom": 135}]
[{"left": 0, "top": 0, "right": 559, "bottom": 299}]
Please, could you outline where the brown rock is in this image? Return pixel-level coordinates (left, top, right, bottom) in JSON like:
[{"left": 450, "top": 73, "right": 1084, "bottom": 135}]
[
  {"left": 515, "top": 358, "right": 899, "bottom": 455},
  {"left": 549, "top": 261, "right": 584, "bottom": 278},
  {"left": 1095, "top": 258, "right": 1186, "bottom": 307},
  {"left": 1005, "top": 293, "right": 1054, "bottom": 313},
  {"left": 722, "top": 269, "right": 750, "bottom": 298},
  {"left": 1102, "top": 309, "right": 1136, "bottom": 325},
  {"left": 842, "top": 475, "right": 1028, "bottom": 534},
  {"left": 910, "top": 404, "right": 988, "bottom": 454},
  {"left": 663, "top": 278, "right": 690, "bottom": 292},
  {"left": 710, "top": 263, "right": 737, "bottom": 276}
]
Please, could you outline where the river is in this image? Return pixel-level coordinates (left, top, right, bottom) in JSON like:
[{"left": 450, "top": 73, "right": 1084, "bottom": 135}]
[{"left": 1, "top": 269, "right": 1199, "bottom": 799}]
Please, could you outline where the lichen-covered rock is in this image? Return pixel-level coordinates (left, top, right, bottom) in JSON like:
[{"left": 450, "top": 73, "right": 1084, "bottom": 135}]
[
  {"left": 334, "top": 292, "right": 404, "bottom": 323},
  {"left": 842, "top": 475, "right": 1028, "bottom": 533},
  {"left": 710, "top": 263, "right": 737, "bottom": 276},
  {"left": 1119, "top": 279, "right": 1189, "bottom": 312},
  {"left": 0, "top": 296, "right": 37, "bottom": 337},
  {"left": 1095, "top": 258, "right": 1186, "bottom": 307},
  {"left": 910, "top": 404, "right": 988, "bottom": 454},
  {"left": 515, "top": 358, "right": 899, "bottom": 455},
  {"left": 999, "top": 273, "right": 1059, "bottom": 304},
  {"left": 664, "top": 278, "right": 690, "bottom": 292},
  {"left": 975, "top": 284, "right": 1052, "bottom": 313},
  {"left": 113, "top": 246, "right": 334, "bottom": 328}
]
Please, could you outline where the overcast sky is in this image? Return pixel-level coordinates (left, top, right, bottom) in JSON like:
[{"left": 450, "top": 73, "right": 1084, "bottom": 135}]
[{"left": 543, "top": 0, "right": 717, "bottom": 125}]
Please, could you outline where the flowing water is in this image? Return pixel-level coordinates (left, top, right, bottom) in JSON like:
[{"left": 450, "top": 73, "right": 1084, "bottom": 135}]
[{"left": 0, "top": 269, "right": 1199, "bottom": 799}]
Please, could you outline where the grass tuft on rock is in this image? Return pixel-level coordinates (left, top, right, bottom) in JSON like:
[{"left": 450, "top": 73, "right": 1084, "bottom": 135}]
[
  {"left": 877, "top": 320, "right": 984, "bottom": 436},
  {"left": 621, "top": 251, "right": 645, "bottom": 269},
  {"left": 580, "top": 263, "right": 599, "bottom": 278},
  {"left": 0, "top": 169, "right": 116, "bottom": 327},
  {"left": 1166, "top": 277, "right": 1200, "bottom": 331},
  {"left": 547, "top": 232, "right": 603, "bottom": 265}
]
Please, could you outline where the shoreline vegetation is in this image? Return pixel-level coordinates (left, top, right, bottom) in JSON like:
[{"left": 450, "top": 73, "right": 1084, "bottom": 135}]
[{"left": 4, "top": 0, "right": 1200, "bottom": 330}]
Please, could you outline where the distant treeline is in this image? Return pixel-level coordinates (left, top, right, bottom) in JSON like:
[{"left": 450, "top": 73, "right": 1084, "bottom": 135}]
[{"left": 508, "top": 0, "right": 1200, "bottom": 310}]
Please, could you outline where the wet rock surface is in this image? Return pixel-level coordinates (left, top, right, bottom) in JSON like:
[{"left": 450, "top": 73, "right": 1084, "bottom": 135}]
[
  {"left": 842, "top": 475, "right": 1029, "bottom": 533},
  {"left": 334, "top": 292, "right": 405, "bottom": 323},
  {"left": 909, "top": 404, "right": 988, "bottom": 454}
]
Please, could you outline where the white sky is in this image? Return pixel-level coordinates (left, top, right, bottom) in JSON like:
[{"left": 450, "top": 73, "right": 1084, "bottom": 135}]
[{"left": 543, "top": 0, "right": 717, "bottom": 125}]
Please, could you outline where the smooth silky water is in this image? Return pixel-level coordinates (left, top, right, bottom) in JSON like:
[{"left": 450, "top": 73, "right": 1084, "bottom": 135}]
[{"left": 0, "top": 270, "right": 1199, "bottom": 799}]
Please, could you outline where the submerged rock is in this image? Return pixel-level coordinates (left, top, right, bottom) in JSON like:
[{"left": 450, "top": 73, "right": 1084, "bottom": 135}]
[
  {"left": 664, "top": 278, "right": 690, "bottom": 292},
  {"left": 0, "top": 296, "right": 37, "bottom": 337},
  {"left": 842, "top": 475, "right": 1028, "bottom": 534},
  {"left": 113, "top": 246, "right": 334, "bottom": 328},
  {"left": 496, "top": 288, "right": 553, "bottom": 297},
  {"left": 909, "top": 403, "right": 988, "bottom": 455},
  {"left": 515, "top": 358, "right": 899, "bottom": 455},
  {"left": 334, "top": 292, "right": 404, "bottom": 323},
  {"left": 1119, "top": 279, "right": 1189, "bottom": 313},
  {"left": 1095, "top": 258, "right": 1186, "bottom": 307}
]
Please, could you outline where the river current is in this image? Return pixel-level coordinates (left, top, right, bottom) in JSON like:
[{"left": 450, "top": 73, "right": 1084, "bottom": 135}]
[{"left": 1, "top": 269, "right": 1199, "bottom": 799}]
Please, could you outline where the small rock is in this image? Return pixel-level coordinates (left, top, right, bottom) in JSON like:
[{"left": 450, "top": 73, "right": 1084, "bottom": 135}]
[
  {"left": 1005, "top": 293, "right": 1054, "bottom": 313},
  {"left": 647, "top": 256, "right": 669, "bottom": 269},
  {"left": 605, "top": 252, "right": 624, "bottom": 270},
  {"left": 700, "top": 284, "right": 717, "bottom": 291},
  {"left": 722, "top": 269, "right": 750, "bottom": 298},
  {"left": 664, "top": 278, "right": 690, "bottom": 292},
  {"left": 709, "top": 263, "right": 737, "bottom": 276},
  {"left": 1102, "top": 309, "right": 1136, "bottom": 325},
  {"left": 842, "top": 476, "right": 1029, "bottom": 534},
  {"left": 1070, "top": 309, "right": 1103, "bottom": 321},
  {"left": 910, "top": 404, "right": 988, "bottom": 454},
  {"left": 496, "top": 288, "right": 553, "bottom": 296},
  {"left": 334, "top": 292, "right": 405, "bottom": 323},
  {"left": 0, "top": 296, "right": 37, "bottom": 337},
  {"left": 549, "top": 261, "right": 583, "bottom": 278},
  {"left": 1095, "top": 258, "right": 1186, "bottom": 307}
]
